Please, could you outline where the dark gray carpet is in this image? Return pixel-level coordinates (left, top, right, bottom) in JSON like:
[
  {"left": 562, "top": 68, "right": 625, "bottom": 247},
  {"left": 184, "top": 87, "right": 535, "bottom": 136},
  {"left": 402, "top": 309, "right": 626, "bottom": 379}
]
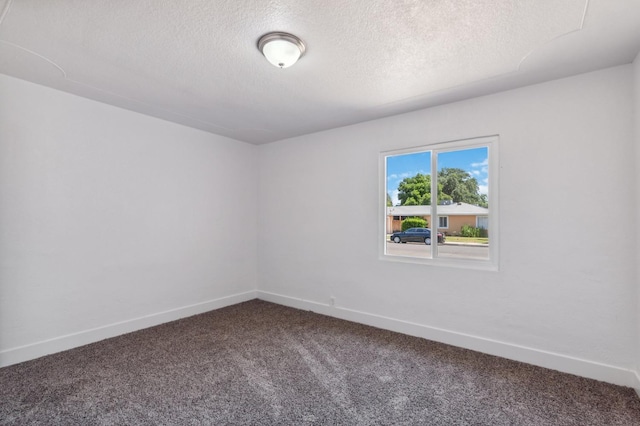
[{"left": 2, "top": 300, "right": 640, "bottom": 425}]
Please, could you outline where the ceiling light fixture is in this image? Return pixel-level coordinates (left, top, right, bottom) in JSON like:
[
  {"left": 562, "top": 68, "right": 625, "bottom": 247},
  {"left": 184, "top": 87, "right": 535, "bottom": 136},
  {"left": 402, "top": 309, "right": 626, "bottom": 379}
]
[{"left": 258, "top": 32, "right": 306, "bottom": 69}]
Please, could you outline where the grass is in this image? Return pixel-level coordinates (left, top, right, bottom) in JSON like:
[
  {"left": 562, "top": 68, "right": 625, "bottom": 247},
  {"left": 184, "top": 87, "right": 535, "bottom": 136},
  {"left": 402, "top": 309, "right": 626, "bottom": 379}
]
[{"left": 445, "top": 236, "right": 489, "bottom": 244}]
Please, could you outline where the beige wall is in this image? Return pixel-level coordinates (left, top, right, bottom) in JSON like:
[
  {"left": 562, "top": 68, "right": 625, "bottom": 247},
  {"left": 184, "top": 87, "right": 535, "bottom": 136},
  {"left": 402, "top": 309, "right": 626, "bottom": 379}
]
[{"left": 446, "top": 216, "right": 482, "bottom": 235}]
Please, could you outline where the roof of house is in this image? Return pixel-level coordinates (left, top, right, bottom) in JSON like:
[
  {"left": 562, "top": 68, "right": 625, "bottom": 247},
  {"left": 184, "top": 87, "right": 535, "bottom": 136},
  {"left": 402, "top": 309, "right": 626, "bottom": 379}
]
[{"left": 387, "top": 203, "right": 489, "bottom": 216}]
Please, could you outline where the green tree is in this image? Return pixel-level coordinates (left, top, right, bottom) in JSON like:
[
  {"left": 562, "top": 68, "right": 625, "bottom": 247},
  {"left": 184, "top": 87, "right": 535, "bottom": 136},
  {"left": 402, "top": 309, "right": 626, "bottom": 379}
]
[
  {"left": 401, "top": 217, "right": 427, "bottom": 231},
  {"left": 396, "top": 169, "right": 487, "bottom": 207},
  {"left": 386, "top": 193, "right": 393, "bottom": 207},
  {"left": 438, "top": 168, "right": 484, "bottom": 205},
  {"left": 397, "top": 173, "right": 431, "bottom": 206}
]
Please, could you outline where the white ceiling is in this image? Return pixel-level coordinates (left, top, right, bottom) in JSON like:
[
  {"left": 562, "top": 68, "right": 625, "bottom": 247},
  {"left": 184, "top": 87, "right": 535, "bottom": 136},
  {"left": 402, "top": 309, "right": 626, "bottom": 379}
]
[{"left": 1, "top": 0, "right": 639, "bottom": 144}]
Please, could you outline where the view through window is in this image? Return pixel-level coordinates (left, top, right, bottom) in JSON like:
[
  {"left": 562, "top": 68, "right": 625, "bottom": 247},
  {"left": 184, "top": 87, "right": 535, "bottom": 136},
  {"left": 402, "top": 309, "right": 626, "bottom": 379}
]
[{"left": 383, "top": 137, "right": 497, "bottom": 268}]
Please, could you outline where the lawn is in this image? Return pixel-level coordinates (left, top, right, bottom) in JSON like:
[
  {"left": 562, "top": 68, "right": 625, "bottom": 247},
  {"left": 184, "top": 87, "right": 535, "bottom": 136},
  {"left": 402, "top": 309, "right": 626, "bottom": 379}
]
[{"left": 446, "top": 236, "right": 489, "bottom": 244}]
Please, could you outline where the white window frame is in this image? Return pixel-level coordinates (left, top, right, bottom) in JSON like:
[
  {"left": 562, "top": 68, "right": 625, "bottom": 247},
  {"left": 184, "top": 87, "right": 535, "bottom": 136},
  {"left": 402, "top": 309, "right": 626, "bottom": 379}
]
[{"left": 380, "top": 135, "right": 499, "bottom": 271}]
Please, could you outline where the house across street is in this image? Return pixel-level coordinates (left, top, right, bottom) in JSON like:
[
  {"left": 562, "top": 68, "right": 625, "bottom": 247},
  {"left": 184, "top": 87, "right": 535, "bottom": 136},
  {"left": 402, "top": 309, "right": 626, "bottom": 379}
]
[{"left": 386, "top": 202, "right": 489, "bottom": 235}]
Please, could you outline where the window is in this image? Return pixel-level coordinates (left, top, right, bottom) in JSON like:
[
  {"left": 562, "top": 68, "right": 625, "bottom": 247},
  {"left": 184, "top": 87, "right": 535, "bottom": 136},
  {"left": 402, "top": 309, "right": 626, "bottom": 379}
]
[
  {"left": 381, "top": 136, "right": 498, "bottom": 270},
  {"left": 438, "top": 216, "right": 449, "bottom": 229},
  {"left": 477, "top": 216, "right": 488, "bottom": 229}
]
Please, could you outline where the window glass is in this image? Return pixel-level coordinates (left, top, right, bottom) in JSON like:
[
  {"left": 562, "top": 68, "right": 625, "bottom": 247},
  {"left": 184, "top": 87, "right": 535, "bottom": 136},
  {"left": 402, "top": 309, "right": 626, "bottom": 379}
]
[
  {"left": 477, "top": 216, "right": 489, "bottom": 229},
  {"left": 383, "top": 137, "right": 498, "bottom": 269},
  {"left": 436, "top": 147, "right": 489, "bottom": 260},
  {"left": 386, "top": 150, "right": 432, "bottom": 259},
  {"left": 438, "top": 216, "right": 449, "bottom": 228}
]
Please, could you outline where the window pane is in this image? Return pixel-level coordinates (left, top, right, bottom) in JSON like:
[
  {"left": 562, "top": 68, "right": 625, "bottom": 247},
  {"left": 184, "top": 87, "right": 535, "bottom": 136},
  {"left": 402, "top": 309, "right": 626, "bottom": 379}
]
[
  {"left": 436, "top": 147, "right": 489, "bottom": 260},
  {"left": 385, "top": 150, "right": 432, "bottom": 258},
  {"left": 438, "top": 216, "right": 448, "bottom": 228},
  {"left": 477, "top": 216, "right": 488, "bottom": 229}
]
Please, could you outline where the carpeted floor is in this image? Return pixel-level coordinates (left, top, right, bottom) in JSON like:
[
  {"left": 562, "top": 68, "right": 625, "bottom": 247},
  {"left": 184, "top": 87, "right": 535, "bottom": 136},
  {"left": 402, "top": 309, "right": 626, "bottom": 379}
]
[{"left": 1, "top": 300, "right": 640, "bottom": 425}]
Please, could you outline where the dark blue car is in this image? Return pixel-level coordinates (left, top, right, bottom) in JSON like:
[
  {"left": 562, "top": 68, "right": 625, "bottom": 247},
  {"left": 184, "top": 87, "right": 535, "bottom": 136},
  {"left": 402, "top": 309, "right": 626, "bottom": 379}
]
[{"left": 390, "top": 228, "right": 445, "bottom": 245}]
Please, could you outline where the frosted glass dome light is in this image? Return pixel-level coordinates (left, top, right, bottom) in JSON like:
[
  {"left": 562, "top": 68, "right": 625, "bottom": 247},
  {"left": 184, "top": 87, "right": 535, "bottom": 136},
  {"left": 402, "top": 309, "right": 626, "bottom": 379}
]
[{"left": 258, "top": 32, "right": 306, "bottom": 68}]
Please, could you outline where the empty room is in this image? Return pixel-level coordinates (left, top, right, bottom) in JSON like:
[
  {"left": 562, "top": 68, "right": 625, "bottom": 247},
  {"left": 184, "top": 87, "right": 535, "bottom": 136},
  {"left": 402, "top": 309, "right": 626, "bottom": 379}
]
[{"left": 2, "top": 0, "right": 640, "bottom": 424}]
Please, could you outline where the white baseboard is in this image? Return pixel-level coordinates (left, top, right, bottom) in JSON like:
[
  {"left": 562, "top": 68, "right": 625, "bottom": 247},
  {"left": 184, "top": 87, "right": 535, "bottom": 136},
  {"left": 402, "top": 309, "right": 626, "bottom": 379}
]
[
  {"left": 0, "top": 290, "right": 258, "bottom": 368},
  {"left": 257, "top": 291, "right": 640, "bottom": 390},
  {"left": 5, "top": 289, "right": 639, "bottom": 393}
]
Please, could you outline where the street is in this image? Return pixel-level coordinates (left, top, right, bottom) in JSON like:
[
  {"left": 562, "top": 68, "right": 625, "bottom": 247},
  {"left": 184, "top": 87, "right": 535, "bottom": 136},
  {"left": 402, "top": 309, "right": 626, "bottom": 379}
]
[{"left": 385, "top": 241, "right": 489, "bottom": 259}]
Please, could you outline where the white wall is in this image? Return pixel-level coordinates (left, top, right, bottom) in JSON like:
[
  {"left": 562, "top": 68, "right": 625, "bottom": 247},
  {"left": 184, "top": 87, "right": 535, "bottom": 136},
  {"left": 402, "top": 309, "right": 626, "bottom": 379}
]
[
  {"left": 258, "top": 65, "right": 638, "bottom": 387},
  {"left": 634, "top": 52, "right": 640, "bottom": 390},
  {"left": 0, "top": 74, "right": 258, "bottom": 366},
  {"left": 2, "top": 64, "right": 638, "bottom": 388}
]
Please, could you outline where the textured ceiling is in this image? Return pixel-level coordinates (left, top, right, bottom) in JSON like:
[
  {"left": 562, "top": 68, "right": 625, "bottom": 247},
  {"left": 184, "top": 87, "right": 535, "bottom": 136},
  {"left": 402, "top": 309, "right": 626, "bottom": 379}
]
[{"left": 1, "top": 0, "right": 639, "bottom": 144}]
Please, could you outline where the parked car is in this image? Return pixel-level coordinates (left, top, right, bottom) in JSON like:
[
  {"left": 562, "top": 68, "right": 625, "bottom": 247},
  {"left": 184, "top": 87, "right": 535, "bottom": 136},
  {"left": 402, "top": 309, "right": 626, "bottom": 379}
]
[{"left": 390, "top": 228, "right": 445, "bottom": 245}]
